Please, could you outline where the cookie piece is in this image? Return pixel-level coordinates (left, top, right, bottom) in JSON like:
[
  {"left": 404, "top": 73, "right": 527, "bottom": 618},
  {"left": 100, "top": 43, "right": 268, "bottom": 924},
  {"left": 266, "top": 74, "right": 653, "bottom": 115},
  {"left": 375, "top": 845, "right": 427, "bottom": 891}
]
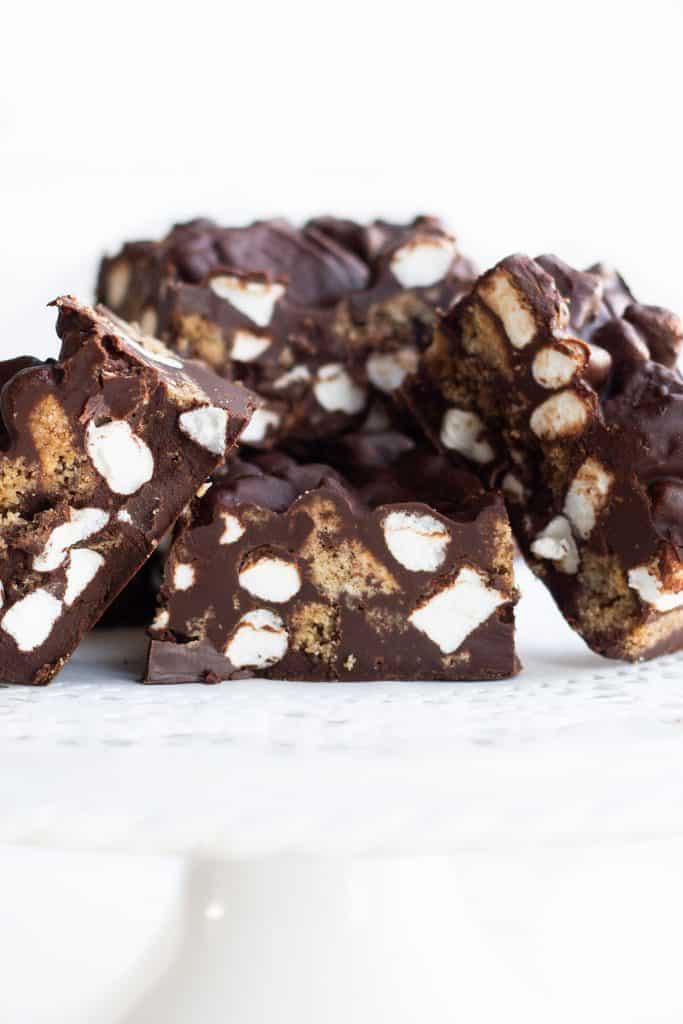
[
  {"left": 96, "top": 216, "right": 475, "bottom": 448},
  {"left": 418, "top": 253, "right": 683, "bottom": 660},
  {"left": 146, "top": 450, "right": 518, "bottom": 682},
  {"left": 0, "top": 298, "right": 256, "bottom": 683}
]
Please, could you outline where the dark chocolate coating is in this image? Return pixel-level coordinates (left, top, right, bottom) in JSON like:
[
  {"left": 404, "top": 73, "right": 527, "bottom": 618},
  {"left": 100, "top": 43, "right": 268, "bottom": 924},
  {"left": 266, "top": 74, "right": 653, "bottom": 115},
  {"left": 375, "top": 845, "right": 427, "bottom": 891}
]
[
  {"left": 96, "top": 216, "right": 476, "bottom": 449},
  {"left": 146, "top": 451, "right": 518, "bottom": 683},
  {"left": 0, "top": 299, "right": 256, "bottom": 684},
  {"left": 420, "top": 252, "right": 683, "bottom": 661}
]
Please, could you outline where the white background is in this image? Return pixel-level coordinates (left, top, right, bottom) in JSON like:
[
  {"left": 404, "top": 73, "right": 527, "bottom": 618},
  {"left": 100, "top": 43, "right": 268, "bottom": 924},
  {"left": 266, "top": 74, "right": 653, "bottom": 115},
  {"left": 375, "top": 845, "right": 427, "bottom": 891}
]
[
  {"left": 3, "top": 3, "right": 683, "bottom": 1021},
  {"left": 2, "top": 0, "right": 683, "bottom": 358}
]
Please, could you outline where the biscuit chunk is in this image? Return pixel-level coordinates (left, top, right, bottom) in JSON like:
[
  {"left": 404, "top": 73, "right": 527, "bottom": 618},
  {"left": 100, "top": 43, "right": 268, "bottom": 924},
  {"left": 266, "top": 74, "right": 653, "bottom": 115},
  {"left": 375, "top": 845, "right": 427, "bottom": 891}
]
[
  {"left": 417, "top": 253, "right": 683, "bottom": 661},
  {"left": 146, "top": 450, "right": 518, "bottom": 682},
  {"left": 0, "top": 298, "right": 255, "bottom": 683},
  {"left": 97, "top": 217, "right": 475, "bottom": 448}
]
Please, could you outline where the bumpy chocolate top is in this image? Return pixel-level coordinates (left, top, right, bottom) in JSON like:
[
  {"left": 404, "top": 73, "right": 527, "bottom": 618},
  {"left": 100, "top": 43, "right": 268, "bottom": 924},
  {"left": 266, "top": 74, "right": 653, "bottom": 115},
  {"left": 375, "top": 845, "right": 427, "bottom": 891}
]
[
  {"left": 111, "top": 215, "right": 473, "bottom": 308},
  {"left": 98, "top": 215, "right": 477, "bottom": 449},
  {"left": 488, "top": 256, "right": 683, "bottom": 547},
  {"left": 430, "top": 251, "right": 683, "bottom": 658},
  {"left": 214, "top": 441, "right": 494, "bottom": 525},
  {"left": 210, "top": 453, "right": 350, "bottom": 515},
  {"left": 158, "top": 218, "right": 371, "bottom": 306}
]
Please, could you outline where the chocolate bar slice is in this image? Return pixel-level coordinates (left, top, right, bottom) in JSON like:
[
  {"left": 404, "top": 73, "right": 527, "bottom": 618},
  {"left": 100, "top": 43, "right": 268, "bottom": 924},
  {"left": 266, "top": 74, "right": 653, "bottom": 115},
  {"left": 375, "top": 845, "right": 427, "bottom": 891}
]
[
  {"left": 146, "top": 448, "right": 518, "bottom": 683},
  {"left": 96, "top": 216, "right": 475, "bottom": 449},
  {"left": 0, "top": 298, "right": 255, "bottom": 684},
  {"left": 418, "top": 253, "right": 683, "bottom": 660}
]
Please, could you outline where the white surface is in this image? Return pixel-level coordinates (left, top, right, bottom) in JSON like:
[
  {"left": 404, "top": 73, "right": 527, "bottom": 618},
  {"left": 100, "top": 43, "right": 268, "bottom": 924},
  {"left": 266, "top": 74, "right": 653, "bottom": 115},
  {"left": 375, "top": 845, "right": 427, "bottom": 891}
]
[
  {"left": 2, "top": 563, "right": 683, "bottom": 857},
  {"left": 3, "top": 3, "right": 683, "bottom": 1018}
]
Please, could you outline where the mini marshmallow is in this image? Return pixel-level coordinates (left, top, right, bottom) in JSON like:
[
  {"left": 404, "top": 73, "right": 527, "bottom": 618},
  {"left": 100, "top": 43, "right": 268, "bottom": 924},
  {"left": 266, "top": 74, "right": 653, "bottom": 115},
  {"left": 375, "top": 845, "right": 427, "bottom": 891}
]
[
  {"left": 139, "top": 308, "right": 158, "bottom": 338},
  {"left": 105, "top": 261, "right": 130, "bottom": 308},
  {"left": 240, "top": 406, "right": 281, "bottom": 445},
  {"left": 33, "top": 507, "right": 109, "bottom": 572},
  {"left": 231, "top": 330, "right": 272, "bottom": 362},
  {"left": 225, "top": 608, "right": 289, "bottom": 669},
  {"left": 2, "top": 589, "right": 63, "bottom": 652},
  {"left": 478, "top": 272, "right": 537, "bottom": 349},
  {"left": 529, "top": 390, "right": 590, "bottom": 441},
  {"left": 366, "top": 348, "right": 418, "bottom": 393},
  {"left": 152, "top": 608, "right": 170, "bottom": 631},
  {"left": 117, "top": 510, "right": 133, "bottom": 525},
  {"left": 390, "top": 237, "right": 456, "bottom": 289},
  {"left": 440, "top": 408, "right": 494, "bottom": 464},
  {"left": 220, "top": 513, "right": 246, "bottom": 545},
  {"left": 530, "top": 515, "right": 579, "bottom": 574},
  {"left": 238, "top": 555, "right": 301, "bottom": 602},
  {"left": 86, "top": 419, "right": 155, "bottom": 495},
  {"left": 179, "top": 406, "right": 228, "bottom": 456},
  {"left": 628, "top": 565, "right": 683, "bottom": 612},
  {"left": 563, "top": 458, "right": 614, "bottom": 539},
  {"left": 64, "top": 549, "right": 104, "bottom": 606},
  {"left": 383, "top": 511, "right": 449, "bottom": 572},
  {"left": 408, "top": 567, "right": 505, "bottom": 654},
  {"left": 501, "top": 473, "right": 526, "bottom": 502},
  {"left": 210, "top": 275, "right": 285, "bottom": 327},
  {"left": 313, "top": 364, "right": 367, "bottom": 415},
  {"left": 532, "top": 342, "right": 585, "bottom": 389},
  {"left": 173, "top": 563, "right": 196, "bottom": 591},
  {"left": 272, "top": 365, "right": 311, "bottom": 390}
]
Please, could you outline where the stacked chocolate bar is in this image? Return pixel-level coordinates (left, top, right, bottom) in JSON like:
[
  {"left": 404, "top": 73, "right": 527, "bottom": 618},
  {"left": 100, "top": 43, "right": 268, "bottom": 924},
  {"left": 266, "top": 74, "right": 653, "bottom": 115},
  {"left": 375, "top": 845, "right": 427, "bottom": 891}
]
[{"left": 2, "top": 214, "right": 681, "bottom": 684}]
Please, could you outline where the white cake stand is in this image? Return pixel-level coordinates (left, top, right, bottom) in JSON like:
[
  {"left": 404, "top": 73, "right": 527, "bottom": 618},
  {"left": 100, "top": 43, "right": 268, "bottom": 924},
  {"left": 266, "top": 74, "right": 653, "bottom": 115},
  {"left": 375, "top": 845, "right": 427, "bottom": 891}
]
[{"left": 2, "top": 562, "right": 683, "bottom": 1023}]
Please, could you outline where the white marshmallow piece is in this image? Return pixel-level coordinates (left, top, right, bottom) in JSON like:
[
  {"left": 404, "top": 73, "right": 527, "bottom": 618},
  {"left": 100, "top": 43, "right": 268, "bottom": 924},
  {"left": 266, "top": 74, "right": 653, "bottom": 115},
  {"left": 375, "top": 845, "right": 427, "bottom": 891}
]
[
  {"left": 366, "top": 348, "right": 418, "bottom": 393},
  {"left": 383, "top": 511, "right": 449, "bottom": 572},
  {"left": 117, "top": 510, "right": 133, "bottom": 525},
  {"left": 440, "top": 408, "right": 494, "bottom": 464},
  {"left": 529, "top": 390, "right": 590, "bottom": 441},
  {"left": 2, "top": 589, "right": 62, "bottom": 652},
  {"left": 530, "top": 515, "right": 579, "bottom": 574},
  {"left": 628, "top": 565, "right": 683, "bottom": 612},
  {"left": 532, "top": 343, "right": 585, "bottom": 389},
  {"left": 409, "top": 567, "right": 505, "bottom": 654},
  {"left": 478, "top": 272, "right": 536, "bottom": 349},
  {"left": 139, "top": 308, "right": 158, "bottom": 338},
  {"left": 86, "top": 419, "right": 155, "bottom": 495},
  {"left": 64, "top": 549, "right": 104, "bottom": 606},
  {"left": 220, "top": 513, "right": 245, "bottom": 545},
  {"left": 563, "top": 458, "right": 614, "bottom": 539},
  {"left": 173, "top": 563, "right": 195, "bottom": 591},
  {"left": 313, "top": 364, "right": 367, "bottom": 415},
  {"left": 239, "top": 406, "right": 281, "bottom": 445},
  {"left": 231, "top": 330, "right": 272, "bottom": 362},
  {"left": 390, "top": 237, "right": 456, "bottom": 289},
  {"left": 33, "top": 507, "right": 109, "bottom": 572},
  {"left": 501, "top": 472, "right": 526, "bottom": 502},
  {"left": 225, "top": 609, "right": 289, "bottom": 669},
  {"left": 272, "top": 365, "right": 311, "bottom": 391},
  {"left": 152, "top": 608, "right": 170, "bottom": 631},
  {"left": 105, "top": 261, "right": 130, "bottom": 308},
  {"left": 210, "top": 275, "right": 285, "bottom": 327},
  {"left": 238, "top": 555, "right": 301, "bottom": 602},
  {"left": 179, "top": 406, "right": 228, "bottom": 456}
]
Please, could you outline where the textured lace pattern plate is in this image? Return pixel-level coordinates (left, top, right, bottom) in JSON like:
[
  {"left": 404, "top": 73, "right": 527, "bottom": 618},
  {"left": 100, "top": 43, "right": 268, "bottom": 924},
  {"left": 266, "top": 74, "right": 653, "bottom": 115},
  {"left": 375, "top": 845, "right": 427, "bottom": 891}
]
[{"left": 1, "top": 562, "right": 682, "bottom": 856}]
